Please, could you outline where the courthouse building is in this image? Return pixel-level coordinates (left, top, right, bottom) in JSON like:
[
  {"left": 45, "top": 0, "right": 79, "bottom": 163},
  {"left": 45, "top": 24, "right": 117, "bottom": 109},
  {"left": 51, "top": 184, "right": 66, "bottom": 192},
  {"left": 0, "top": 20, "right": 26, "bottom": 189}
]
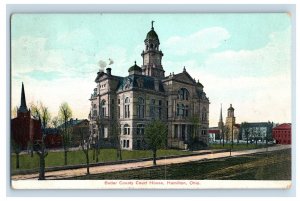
[{"left": 89, "top": 22, "right": 210, "bottom": 150}]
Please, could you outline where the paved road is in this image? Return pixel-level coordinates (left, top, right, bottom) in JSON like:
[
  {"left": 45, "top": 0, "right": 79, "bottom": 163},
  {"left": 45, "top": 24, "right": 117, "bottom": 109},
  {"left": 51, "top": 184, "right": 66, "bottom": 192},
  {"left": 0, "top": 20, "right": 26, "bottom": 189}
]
[{"left": 11, "top": 145, "right": 291, "bottom": 180}]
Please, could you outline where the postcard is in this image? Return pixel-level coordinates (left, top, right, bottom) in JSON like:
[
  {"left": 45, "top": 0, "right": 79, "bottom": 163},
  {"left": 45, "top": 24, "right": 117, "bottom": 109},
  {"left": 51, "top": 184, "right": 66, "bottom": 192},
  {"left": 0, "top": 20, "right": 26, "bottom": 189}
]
[{"left": 10, "top": 13, "right": 292, "bottom": 189}]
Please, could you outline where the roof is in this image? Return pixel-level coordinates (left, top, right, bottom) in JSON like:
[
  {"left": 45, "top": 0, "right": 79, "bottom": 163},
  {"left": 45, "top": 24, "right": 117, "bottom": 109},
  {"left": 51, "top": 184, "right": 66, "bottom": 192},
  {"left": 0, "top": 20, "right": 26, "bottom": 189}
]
[
  {"left": 228, "top": 104, "right": 234, "bottom": 111},
  {"left": 128, "top": 62, "right": 142, "bottom": 72},
  {"left": 58, "top": 119, "right": 89, "bottom": 128},
  {"left": 117, "top": 74, "right": 165, "bottom": 92},
  {"left": 240, "top": 122, "right": 273, "bottom": 128},
  {"left": 146, "top": 29, "right": 160, "bottom": 43},
  {"left": 273, "top": 123, "right": 291, "bottom": 130}
]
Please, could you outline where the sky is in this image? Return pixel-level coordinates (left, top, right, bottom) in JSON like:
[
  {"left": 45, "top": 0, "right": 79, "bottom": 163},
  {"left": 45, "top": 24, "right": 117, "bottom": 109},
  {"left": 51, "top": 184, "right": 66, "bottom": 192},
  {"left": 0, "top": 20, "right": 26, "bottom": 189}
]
[{"left": 11, "top": 13, "right": 291, "bottom": 126}]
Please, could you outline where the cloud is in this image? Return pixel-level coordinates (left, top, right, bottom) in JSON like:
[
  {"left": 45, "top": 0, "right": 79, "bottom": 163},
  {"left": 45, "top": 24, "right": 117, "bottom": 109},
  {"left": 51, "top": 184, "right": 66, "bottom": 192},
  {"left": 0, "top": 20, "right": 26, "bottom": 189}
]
[
  {"left": 163, "top": 27, "right": 230, "bottom": 56},
  {"left": 162, "top": 59, "right": 291, "bottom": 126},
  {"left": 203, "top": 28, "right": 291, "bottom": 77}
]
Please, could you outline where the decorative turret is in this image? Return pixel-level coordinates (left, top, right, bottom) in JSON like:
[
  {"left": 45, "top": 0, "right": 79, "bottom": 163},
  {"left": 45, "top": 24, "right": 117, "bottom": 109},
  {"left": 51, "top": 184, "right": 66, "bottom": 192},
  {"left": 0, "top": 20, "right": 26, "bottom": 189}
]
[
  {"left": 141, "top": 21, "right": 165, "bottom": 79},
  {"left": 227, "top": 104, "right": 235, "bottom": 118},
  {"left": 128, "top": 61, "right": 142, "bottom": 75}
]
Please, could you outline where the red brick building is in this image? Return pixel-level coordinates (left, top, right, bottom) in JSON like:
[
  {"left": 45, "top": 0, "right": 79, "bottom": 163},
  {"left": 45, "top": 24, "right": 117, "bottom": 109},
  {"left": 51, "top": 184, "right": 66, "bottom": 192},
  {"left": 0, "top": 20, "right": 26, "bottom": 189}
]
[
  {"left": 11, "top": 83, "right": 42, "bottom": 150},
  {"left": 44, "top": 128, "right": 62, "bottom": 148},
  {"left": 272, "top": 123, "right": 291, "bottom": 144}
]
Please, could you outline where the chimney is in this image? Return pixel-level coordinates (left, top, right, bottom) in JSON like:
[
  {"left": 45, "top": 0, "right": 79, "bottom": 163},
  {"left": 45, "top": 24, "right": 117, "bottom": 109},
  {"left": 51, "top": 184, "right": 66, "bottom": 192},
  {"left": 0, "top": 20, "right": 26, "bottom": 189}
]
[{"left": 106, "top": 67, "right": 111, "bottom": 75}]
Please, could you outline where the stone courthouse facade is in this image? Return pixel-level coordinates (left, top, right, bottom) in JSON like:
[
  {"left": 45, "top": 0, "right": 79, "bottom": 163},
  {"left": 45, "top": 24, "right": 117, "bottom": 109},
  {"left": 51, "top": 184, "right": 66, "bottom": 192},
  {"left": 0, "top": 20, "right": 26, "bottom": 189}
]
[{"left": 89, "top": 22, "right": 210, "bottom": 150}]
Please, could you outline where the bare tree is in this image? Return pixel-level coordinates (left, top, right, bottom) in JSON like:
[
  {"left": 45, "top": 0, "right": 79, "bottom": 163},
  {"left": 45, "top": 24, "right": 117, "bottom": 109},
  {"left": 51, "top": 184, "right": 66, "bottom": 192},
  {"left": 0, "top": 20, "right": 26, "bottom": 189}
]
[
  {"left": 241, "top": 122, "right": 250, "bottom": 146},
  {"left": 224, "top": 126, "right": 230, "bottom": 143},
  {"left": 111, "top": 118, "right": 122, "bottom": 160},
  {"left": 79, "top": 128, "right": 90, "bottom": 175},
  {"left": 12, "top": 139, "right": 21, "bottom": 169},
  {"left": 32, "top": 102, "right": 51, "bottom": 180},
  {"left": 51, "top": 116, "right": 59, "bottom": 128},
  {"left": 94, "top": 116, "right": 103, "bottom": 162},
  {"left": 11, "top": 106, "right": 18, "bottom": 118},
  {"left": 59, "top": 102, "right": 73, "bottom": 165}
]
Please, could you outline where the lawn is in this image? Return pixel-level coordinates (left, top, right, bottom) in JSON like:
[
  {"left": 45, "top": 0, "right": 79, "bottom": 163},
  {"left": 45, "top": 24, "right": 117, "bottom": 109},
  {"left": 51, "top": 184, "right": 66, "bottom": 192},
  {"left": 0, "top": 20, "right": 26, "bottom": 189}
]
[
  {"left": 209, "top": 143, "right": 273, "bottom": 150},
  {"left": 68, "top": 149, "right": 291, "bottom": 180},
  {"left": 11, "top": 148, "right": 192, "bottom": 173}
]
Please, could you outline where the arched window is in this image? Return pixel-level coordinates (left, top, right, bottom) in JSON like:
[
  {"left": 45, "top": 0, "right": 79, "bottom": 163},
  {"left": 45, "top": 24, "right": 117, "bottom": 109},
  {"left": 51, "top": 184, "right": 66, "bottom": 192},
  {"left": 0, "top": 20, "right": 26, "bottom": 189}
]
[
  {"left": 125, "top": 97, "right": 130, "bottom": 118},
  {"left": 100, "top": 100, "right": 106, "bottom": 117},
  {"left": 137, "top": 97, "right": 145, "bottom": 118},
  {"left": 178, "top": 88, "right": 189, "bottom": 100}
]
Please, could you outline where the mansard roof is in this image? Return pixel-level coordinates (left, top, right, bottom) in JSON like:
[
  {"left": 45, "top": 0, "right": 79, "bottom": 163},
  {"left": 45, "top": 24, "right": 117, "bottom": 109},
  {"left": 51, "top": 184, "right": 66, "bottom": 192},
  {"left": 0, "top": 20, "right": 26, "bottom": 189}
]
[{"left": 117, "top": 74, "right": 165, "bottom": 93}]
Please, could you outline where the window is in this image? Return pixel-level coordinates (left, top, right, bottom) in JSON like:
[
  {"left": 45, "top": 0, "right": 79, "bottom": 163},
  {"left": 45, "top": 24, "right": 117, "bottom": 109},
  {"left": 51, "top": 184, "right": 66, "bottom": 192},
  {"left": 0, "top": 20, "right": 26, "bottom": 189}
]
[
  {"left": 123, "top": 140, "right": 126, "bottom": 148},
  {"left": 137, "top": 140, "right": 141, "bottom": 149},
  {"left": 118, "top": 106, "right": 120, "bottom": 118},
  {"left": 124, "top": 124, "right": 130, "bottom": 135},
  {"left": 111, "top": 99, "right": 114, "bottom": 104},
  {"left": 166, "top": 101, "right": 168, "bottom": 118},
  {"left": 202, "top": 107, "right": 207, "bottom": 121},
  {"left": 125, "top": 97, "right": 130, "bottom": 118},
  {"left": 137, "top": 124, "right": 145, "bottom": 135},
  {"left": 93, "top": 104, "right": 97, "bottom": 108},
  {"left": 158, "top": 100, "right": 162, "bottom": 119},
  {"left": 174, "top": 125, "right": 178, "bottom": 139},
  {"left": 137, "top": 97, "right": 145, "bottom": 118},
  {"left": 101, "top": 100, "right": 106, "bottom": 117},
  {"left": 178, "top": 88, "right": 189, "bottom": 100},
  {"left": 126, "top": 140, "right": 130, "bottom": 148},
  {"left": 177, "top": 104, "right": 185, "bottom": 116},
  {"left": 185, "top": 105, "right": 189, "bottom": 117},
  {"left": 150, "top": 99, "right": 155, "bottom": 118},
  {"left": 104, "top": 127, "right": 108, "bottom": 138},
  {"left": 93, "top": 110, "right": 97, "bottom": 117},
  {"left": 201, "top": 130, "right": 207, "bottom": 136},
  {"left": 118, "top": 99, "right": 120, "bottom": 104}
]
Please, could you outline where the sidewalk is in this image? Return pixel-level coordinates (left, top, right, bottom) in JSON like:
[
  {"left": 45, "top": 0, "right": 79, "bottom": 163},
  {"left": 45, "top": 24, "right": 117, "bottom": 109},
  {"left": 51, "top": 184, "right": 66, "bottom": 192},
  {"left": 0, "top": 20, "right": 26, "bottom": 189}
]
[{"left": 11, "top": 145, "right": 291, "bottom": 180}]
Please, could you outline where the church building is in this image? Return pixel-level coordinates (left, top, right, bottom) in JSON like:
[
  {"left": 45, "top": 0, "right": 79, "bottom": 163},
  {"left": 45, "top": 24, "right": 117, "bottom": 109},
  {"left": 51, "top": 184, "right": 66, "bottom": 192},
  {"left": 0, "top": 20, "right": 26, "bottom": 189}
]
[
  {"left": 11, "top": 83, "right": 42, "bottom": 150},
  {"left": 89, "top": 22, "right": 210, "bottom": 150}
]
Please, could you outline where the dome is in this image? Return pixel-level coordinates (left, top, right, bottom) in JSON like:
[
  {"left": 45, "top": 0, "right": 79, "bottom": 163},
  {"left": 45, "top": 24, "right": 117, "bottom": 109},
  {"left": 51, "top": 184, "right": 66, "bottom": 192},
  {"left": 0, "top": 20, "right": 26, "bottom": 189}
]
[
  {"left": 228, "top": 104, "right": 234, "bottom": 111},
  {"left": 146, "top": 29, "right": 159, "bottom": 42},
  {"left": 128, "top": 61, "right": 142, "bottom": 72}
]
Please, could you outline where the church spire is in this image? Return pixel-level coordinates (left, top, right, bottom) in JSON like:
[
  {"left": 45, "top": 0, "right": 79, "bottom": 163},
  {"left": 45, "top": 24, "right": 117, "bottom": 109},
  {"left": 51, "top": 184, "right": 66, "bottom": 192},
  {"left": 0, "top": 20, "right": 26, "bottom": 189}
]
[
  {"left": 219, "top": 104, "right": 223, "bottom": 122},
  {"left": 18, "top": 82, "right": 28, "bottom": 113}
]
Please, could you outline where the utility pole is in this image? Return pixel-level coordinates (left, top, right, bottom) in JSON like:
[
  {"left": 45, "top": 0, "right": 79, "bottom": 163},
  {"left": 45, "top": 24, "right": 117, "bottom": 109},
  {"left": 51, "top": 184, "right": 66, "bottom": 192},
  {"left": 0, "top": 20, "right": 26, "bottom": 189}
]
[{"left": 230, "top": 123, "right": 233, "bottom": 156}]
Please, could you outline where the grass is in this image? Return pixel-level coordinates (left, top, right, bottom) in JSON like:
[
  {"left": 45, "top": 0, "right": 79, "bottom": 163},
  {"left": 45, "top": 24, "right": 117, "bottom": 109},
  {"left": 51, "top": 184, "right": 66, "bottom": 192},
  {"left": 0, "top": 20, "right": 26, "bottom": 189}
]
[
  {"left": 68, "top": 149, "right": 291, "bottom": 180},
  {"left": 209, "top": 143, "right": 273, "bottom": 150},
  {"left": 11, "top": 148, "right": 192, "bottom": 173}
]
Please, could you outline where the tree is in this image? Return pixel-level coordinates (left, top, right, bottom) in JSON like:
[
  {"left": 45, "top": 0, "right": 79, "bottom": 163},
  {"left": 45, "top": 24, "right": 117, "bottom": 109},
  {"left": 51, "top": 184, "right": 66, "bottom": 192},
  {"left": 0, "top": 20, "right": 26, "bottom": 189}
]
[
  {"left": 111, "top": 118, "right": 122, "bottom": 160},
  {"left": 254, "top": 127, "right": 262, "bottom": 147},
  {"left": 241, "top": 122, "right": 250, "bottom": 146},
  {"left": 189, "top": 115, "right": 200, "bottom": 143},
  {"left": 224, "top": 126, "right": 230, "bottom": 143},
  {"left": 59, "top": 102, "right": 73, "bottom": 165},
  {"left": 51, "top": 116, "right": 59, "bottom": 128},
  {"left": 11, "top": 106, "right": 18, "bottom": 118},
  {"left": 32, "top": 102, "right": 51, "bottom": 180},
  {"left": 12, "top": 139, "right": 21, "bottom": 169},
  {"left": 145, "top": 120, "right": 168, "bottom": 166},
  {"left": 93, "top": 116, "right": 103, "bottom": 162},
  {"left": 79, "top": 127, "right": 90, "bottom": 175}
]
